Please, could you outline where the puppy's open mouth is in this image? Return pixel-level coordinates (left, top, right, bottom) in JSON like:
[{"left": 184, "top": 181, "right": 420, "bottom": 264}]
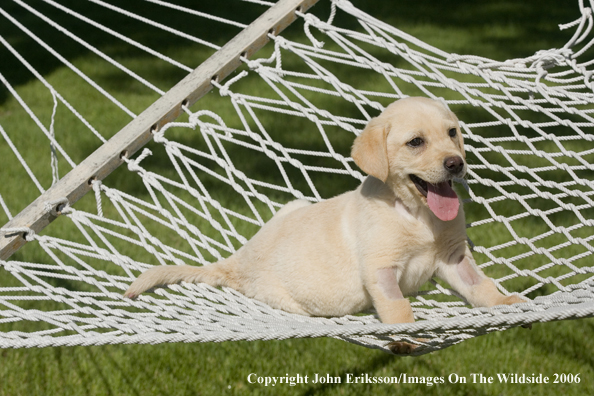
[
  {"left": 409, "top": 175, "right": 458, "bottom": 221},
  {"left": 409, "top": 175, "right": 452, "bottom": 197}
]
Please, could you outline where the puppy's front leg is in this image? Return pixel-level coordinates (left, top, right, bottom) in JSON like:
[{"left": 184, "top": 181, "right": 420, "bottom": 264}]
[
  {"left": 369, "top": 267, "right": 420, "bottom": 354},
  {"left": 372, "top": 267, "right": 415, "bottom": 323},
  {"left": 436, "top": 246, "right": 527, "bottom": 308}
]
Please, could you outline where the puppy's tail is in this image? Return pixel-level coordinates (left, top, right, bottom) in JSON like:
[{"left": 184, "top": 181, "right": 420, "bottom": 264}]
[{"left": 123, "top": 257, "right": 238, "bottom": 299}]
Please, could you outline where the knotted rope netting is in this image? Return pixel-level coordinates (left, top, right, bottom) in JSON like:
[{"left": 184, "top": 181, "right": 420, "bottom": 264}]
[{"left": 0, "top": 0, "right": 593, "bottom": 355}]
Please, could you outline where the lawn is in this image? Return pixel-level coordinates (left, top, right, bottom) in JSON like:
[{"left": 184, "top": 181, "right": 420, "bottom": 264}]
[{"left": 1, "top": 0, "right": 593, "bottom": 395}]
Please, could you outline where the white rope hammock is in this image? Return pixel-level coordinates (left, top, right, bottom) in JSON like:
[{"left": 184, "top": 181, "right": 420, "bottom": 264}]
[{"left": 1, "top": 0, "right": 593, "bottom": 355}]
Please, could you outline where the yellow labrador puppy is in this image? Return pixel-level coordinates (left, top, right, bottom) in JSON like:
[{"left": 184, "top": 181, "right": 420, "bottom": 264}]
[{"left": 124, "top": 97, "right": 525, "bottom": 353}]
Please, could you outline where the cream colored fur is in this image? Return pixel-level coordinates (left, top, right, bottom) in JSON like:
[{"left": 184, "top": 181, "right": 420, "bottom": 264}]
[{"left": 124, "top": 97, "right": 526, "bottom": 353}]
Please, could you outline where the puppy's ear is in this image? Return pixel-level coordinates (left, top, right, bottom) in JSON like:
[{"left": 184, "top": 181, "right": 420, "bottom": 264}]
[{"left": 351, "top": 118, "right": 390, "bottom": 182}]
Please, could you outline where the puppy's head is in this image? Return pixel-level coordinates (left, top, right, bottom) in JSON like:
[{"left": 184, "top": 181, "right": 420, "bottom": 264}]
[{"left": 352, "top": 97, "right": 465, "bottom": 221}]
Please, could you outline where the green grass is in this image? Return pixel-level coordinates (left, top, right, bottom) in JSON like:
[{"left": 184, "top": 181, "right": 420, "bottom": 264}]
[
  {"left": 1, "top": 0, "right": 594, "bottom": 395},
  {"left": 1, "top": 320, "right": 593, "bottom": 395}
]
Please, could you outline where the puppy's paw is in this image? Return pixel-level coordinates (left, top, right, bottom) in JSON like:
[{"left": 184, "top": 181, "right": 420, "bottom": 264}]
[
  {"left": 501, "top": 294, "right": 527, "bottom": 305},
  {"left": 387, "top": 338, "right": 426, "bottom": 355},
  {"left": 123, "top": 290, "right": 138, "bottom": 299},
  {"left": 388, "top": 341, "right": 417, "bottom": 354},
  {"left": 498, "top": 295, "right": 533, "bottom": 329}
]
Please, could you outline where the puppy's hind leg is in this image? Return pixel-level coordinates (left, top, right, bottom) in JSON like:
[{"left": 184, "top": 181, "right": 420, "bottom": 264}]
[{"left": 124, "top": 257, "right": 239, "bottom": 299}]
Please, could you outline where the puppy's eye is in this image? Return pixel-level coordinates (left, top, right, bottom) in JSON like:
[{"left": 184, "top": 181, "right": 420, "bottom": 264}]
[
  {"left": 407, "top": 137, "right": 424, "bottom": 148},
  {"left": 448, "top": 128, "right": 457, "bottom": 138}
]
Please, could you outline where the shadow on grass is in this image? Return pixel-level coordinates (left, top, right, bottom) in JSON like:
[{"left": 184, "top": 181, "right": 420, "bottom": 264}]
[
  {"left": 0, "top": 0, "right": 582, "bottom": 105},
  {"left": 352, "top": 0, "right": 579, "bottom": 59},
  {"left": 0, "top": 0, "right": 264, "bottom": 104}
]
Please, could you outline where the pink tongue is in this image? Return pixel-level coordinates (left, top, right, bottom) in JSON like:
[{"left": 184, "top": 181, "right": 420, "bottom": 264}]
[{"left": 426, "top": 182, "right": 459, "bottom": 221}]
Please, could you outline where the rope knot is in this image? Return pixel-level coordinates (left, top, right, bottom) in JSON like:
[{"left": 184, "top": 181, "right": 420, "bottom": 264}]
[
  {"left": 44, "top": 197, "right": 70, "bottom": 216},
  {"left": 0, "top": 227, "right": 35, "bottom": 241},
  {"left": 530, "top": 48, "right": 572, "bottom": 71},
  {"left": 127, "top": 148, "right": 152, "bottom": 173},
  {"left": 301, "top": 13, "right": 325, "bottom": 49}
]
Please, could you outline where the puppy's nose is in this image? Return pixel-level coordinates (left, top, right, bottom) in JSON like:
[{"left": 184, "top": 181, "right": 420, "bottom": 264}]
[{"left": 444, "top": 156, "right": 464, "bottom": 175}]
